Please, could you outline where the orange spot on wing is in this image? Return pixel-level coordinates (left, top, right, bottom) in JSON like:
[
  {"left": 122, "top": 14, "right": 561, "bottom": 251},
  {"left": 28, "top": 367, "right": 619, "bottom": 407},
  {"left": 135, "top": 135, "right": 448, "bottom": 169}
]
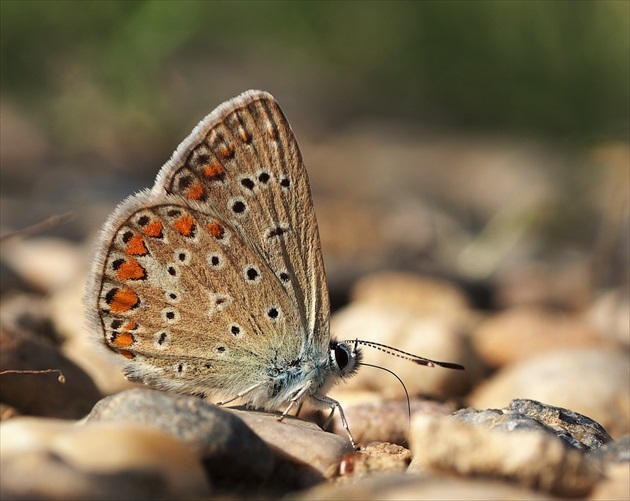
[
  {"left": 207, "top": 222, "right": 225, "bottom": 239},
  {"left": 203, "top": 162, "right": 225, "bottom": 179},
  {"left": 174, "top": 215, "right": 195, "bottom": 236},
  {"left": 112, "top": 332, "right": 134, "bottom": 348},
  {"left": 123, "top": 322, "right": 138, "bottom": 331},
  {"left": 143, "top": 221, "right": 163, "bottom": 237},
  {"left": 186, "top": 181, "right": 205, "bottom": 200},
  {"left": 125, "top": 234, "right": 148, "bottom": 255},
  {"left": 219, "top": 145, "right": 235, "bottom": 158},
  {"left": 239, "top": 129, "right": 251, "bottom": 143},
  {"left": 117, "top": 258, "right": 146, "bottom": 280},
  {"left": 119, "top": 350, "right": 134, "bottom": 359},
  {"left": 109, "top": 288, "right": 140, "bottom": 313}
]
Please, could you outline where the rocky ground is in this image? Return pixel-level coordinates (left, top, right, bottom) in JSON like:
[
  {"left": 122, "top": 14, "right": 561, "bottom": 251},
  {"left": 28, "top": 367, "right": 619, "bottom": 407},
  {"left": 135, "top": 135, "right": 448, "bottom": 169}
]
[{"left": 1, "top": 118, "right": 628, "bottom": 499}]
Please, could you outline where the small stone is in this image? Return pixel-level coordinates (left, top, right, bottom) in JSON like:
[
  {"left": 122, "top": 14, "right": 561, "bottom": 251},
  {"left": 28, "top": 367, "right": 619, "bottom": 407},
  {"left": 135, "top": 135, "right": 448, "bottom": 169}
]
[
  {"left": 84, "top": 388, "right": 274, "bottom": 487},
  {"left": 471, "top": 306, "right": 607, "bottom": 367},
  {"left": 0, "top": 417, "right": 210, "bottom": 500},
  {"left": 338, "top": 442, "right": 412, "bottom": 477},
  {"left": 297, "top": 473, "right": 553, "bottom": 500},
  {"left": 589, "top": 462, "right": 630, "bottom": 501},
  {"left": 225, "top": 407, "right": 352, "bottom": 483},
  {"left": 588, "top": 287, "right": 630, "bottom": 347},
  {"left": 504, "top": 399, "right": 613, "bottom": 450},
  {"left": 452, "top": 400, "right": 613, "bottom": 452},
  {"left": 330, "top": 397, "right": 456, "bottom": 445},
  {"left": 468, "top": 348, "right": 630, "bottom": 438},
  {"left": 409, "top": 412, "right": 602, "bottom": 497},
  {"left": 0, "top": 323, "right": 102, "bottom": 419},
  {"left": 350, "top": 271, "right": 470, "bottom": 319},
  {"left": 0, "top": 237, "right": 86, "bottom": 293}
]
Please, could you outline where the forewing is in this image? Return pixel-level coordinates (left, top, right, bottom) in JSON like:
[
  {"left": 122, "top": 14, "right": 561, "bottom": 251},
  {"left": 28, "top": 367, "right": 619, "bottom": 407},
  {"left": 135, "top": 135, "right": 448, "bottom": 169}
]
[{"left": 152, "top": 90, "right": 330, "bottom": 352}]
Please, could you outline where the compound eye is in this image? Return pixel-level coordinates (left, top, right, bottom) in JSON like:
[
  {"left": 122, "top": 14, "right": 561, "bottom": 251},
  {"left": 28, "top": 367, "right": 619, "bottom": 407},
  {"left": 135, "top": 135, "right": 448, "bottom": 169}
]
[{"left": 334, "top": 344, "right": 350, "bottom": 370}]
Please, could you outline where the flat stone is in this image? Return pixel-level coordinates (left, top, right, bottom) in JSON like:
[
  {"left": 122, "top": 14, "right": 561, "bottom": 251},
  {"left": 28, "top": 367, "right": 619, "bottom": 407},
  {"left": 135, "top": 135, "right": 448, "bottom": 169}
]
[
  {"left": 337, "top": 442, "right": 412, "bottom": 477},
  {"left": 0, "top": 417, "right": 210, "bottom": 500},
  {"left": 84, "top": 388, "right": 274, "bottom": 487},
  {"left": 226, "top": 407, "right": 352, "bottom": 488},
  {"left": 329, "top": 397, "right": 456, "bottom": 445},
  {"left": 0, "top": 323, "right": 101, "bottom": 419},
  {"left": 589, "top": 462, "right": 630, "bottom": 501},
  {"left": 472, "top": 306, "right": 608, "bottom": 367},
  {"left": 452, "top": 400, "right": 613, "bottom": 451},
  {"left": 468, "top": 348, "right": 630, "bottom": 438},
  {"left": 409, "top": 412, "right": 602, "bottom": 497},
  {"left": 297, "top": 473, "right": 554, "bottom": 500}
]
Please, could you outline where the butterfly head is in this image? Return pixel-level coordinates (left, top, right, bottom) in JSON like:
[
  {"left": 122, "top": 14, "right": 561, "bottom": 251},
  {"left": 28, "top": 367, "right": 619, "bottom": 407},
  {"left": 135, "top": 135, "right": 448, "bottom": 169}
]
[{"left": 329, "top": 339, "right": 362, "bottom": 381}]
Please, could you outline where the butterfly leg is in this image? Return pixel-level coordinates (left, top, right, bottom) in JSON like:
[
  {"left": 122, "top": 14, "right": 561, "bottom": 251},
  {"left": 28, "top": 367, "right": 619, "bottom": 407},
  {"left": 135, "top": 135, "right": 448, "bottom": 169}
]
[
  {"left": 311, "top": 394, "right": 357, "bottom": 449},
  {"left": 278, "top": 380, "right": 312, "bottom": 422},
  {"left": 215, "top": 380, "right": 269, "bottom": 406},
  {"left": 294, "top": 401, "right": 304, "bottom": 417}
]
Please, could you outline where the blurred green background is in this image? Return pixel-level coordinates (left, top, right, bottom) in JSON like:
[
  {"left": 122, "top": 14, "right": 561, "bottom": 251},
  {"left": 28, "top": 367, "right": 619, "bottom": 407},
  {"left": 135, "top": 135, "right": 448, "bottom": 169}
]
[
  {"left": 1, "top": 0, "right": 628, "bottom": 293},
  {"left": 2, "top": 0, "right": 628, "bottom": 147}
]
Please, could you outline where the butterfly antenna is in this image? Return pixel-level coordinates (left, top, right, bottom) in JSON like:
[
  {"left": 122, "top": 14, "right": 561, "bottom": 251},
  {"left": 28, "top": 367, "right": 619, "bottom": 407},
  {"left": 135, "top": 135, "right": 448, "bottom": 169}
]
[
  {"left": 344, "top": 339, "right": 465, "bottom": 370},
  {"left": 359, "top": 361, "right": 412, "bottom": 445}
]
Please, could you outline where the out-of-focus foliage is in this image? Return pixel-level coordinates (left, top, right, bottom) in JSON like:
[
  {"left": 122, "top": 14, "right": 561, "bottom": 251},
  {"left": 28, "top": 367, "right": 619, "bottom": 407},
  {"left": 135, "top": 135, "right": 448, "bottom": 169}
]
[{"left": 1, "top": 0, "right": 628, "bottom": 146}]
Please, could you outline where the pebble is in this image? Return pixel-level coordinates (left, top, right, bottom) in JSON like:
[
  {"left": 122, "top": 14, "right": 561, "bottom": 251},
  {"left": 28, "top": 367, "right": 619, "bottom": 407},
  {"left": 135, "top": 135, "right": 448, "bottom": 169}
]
[
  {"left": 225, "top": 406, "right": 353, "bottom": 482},
  {"left": 337, "top": 442, "right": 412, "bottom": 477},
  {"left": 468, "top": 348, "right": 630, "bottom": 438},
  {"left": 297, "top": 473, "right": 553, "bottom": 500},
  {"left": 83, "top": 388, "right": 353, "bottom": 493},
  {"left": 0, "top": 323, "right": 101, "bottom": 419},
  {"left": 452, "top": 399, "right": 612, "bottom": 451},
  {"left": 329, "top": 397, "right": 456, "bottom": 445},
  {"left": 472, "top": 306, "right": 610, "bottom": 367},
  {"left": 84, "top": 388, "right": 275, "bottom": 488},
  {"left": 0, "top": 417, "right": 210, "bottom": 500},
  {"left": 409, "top": 411, "right": 602, "bottom": 497},
  {"left": 0, "top": 237, "right": 86, "bottom": 293},
  {"left": 350, "top": 271, "right": 471, "bottom": 319},
  {"left": 588, "top": 287, "right": 630, "bottom": 347}
]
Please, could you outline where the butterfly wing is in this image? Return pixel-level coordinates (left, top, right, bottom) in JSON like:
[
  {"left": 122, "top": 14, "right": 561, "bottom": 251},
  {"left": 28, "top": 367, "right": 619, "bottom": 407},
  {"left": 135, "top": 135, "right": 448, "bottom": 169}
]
[
  {"left": 85, "top": 91, "right": 331, "bottom": 403},
  {"left": 152, "top": 90, "right": 330, "bottom": 356}
]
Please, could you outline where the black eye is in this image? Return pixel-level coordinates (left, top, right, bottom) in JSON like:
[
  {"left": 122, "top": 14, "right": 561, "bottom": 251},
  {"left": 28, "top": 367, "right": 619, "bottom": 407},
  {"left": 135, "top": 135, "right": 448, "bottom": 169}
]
[{"left": 335, "top": 345, "right": 349, "bottom": 370}]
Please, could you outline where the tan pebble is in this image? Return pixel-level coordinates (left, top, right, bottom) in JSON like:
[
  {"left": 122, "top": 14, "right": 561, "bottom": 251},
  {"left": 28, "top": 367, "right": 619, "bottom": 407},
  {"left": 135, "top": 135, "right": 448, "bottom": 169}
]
[
  {"left": 227, "top": 408, "right": 352, "bottom": 477},
  {"left": 589, "top": 462, "right": 630, "bottom": 501},
  {"left": 468, "top": 348, "right": 630, "bottom": 438},
  {"left": 409, "top": 413, "right": 601, "bottom": 498},
  {"left": 1, "top": 237, "right": 86, "bottom": 292},
  {"left": 588, "top": 287, "right": 630, "bottom": 347},
  {"left": 338, "top": 442, "right": 411, "bottom": 477},
  {"left": 297, "top": 472, "right": 555, "bottom": 500},
  {"left": 350, "top": 271, "right": 470, "bottom": 318},
  {"left": 0, "top": 417, "right": 210, "bottom": 498},
  {"left": 472, "top": 306, "right": 609, "bottom": 367}
]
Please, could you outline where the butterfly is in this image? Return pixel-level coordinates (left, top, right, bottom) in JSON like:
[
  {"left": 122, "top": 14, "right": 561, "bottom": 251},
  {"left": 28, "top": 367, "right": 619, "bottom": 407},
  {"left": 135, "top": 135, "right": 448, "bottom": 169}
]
[{"left": 85, "top": 90, "right": 463, "bottom": 447}]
